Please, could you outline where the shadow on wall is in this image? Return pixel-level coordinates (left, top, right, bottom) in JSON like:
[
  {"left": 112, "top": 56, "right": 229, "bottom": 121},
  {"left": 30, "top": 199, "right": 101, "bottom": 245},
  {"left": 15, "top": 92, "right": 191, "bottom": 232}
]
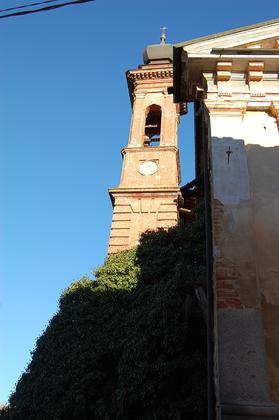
[
  {"left": 211, "top": 137, "right": 279, "bottom": 405},
  {"left": 246, "top": 143, "right": 279, "bottom": 405},
  {"left": 3, "top": 206, "right": 207, "bottom": 420}
]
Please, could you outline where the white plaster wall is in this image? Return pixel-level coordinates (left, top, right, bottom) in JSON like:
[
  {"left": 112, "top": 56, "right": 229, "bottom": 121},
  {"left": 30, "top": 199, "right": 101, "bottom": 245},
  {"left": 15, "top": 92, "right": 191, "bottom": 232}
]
[
  {"left": 242, "top": 111, "right": 279, "bottom": 147},
  {"left": 210, "top": 114, "right": 244, "bottom": 140},
  {"left": 210, "top": 111, "right": 279, "bottom": 148},
  {"left": 209, "top": 109, "right": 279, "bottom": 408}
]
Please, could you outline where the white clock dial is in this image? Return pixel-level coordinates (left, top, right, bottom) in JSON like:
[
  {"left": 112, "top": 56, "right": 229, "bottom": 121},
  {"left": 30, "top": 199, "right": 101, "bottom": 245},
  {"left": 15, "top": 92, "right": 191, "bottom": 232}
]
[{"left": 138, "top": 161, "right": 158, "bottom": 176}]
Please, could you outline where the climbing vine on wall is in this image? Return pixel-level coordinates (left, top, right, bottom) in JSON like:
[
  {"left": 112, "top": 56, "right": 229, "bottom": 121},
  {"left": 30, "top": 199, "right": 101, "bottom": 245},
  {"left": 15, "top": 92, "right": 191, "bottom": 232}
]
[{"left": 3, "top": 205, "right": 207, "bottom": 420}]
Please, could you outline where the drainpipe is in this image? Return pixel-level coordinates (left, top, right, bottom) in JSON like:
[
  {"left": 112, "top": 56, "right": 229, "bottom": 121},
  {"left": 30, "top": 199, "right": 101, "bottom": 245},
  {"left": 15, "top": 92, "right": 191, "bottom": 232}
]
[{"left": 195, "top": 101, "right": 215, "bottom": 420}]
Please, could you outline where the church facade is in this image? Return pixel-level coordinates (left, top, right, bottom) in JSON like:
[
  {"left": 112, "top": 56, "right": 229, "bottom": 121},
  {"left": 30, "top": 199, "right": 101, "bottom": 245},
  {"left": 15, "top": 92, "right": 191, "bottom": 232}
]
[{"left": 174, "top": 18, "right": 279, "bottom": 420}]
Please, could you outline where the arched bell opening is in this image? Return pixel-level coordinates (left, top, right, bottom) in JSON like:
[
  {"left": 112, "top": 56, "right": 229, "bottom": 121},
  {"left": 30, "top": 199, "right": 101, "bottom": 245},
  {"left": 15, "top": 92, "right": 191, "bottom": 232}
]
[{"left": 143, "top": 104, "right": 162, "bottom": 147}]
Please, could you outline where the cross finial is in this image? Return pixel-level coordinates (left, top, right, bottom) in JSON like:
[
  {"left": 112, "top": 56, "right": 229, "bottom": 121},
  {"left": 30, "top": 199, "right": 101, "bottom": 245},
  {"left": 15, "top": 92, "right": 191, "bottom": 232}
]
[{"left": 160, "top": 26, "right": 167, "bottom": 45}]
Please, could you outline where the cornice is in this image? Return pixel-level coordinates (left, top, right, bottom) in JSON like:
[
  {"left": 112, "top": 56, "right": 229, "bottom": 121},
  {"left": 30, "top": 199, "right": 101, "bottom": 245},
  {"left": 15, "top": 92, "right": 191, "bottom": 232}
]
[
  {"left": 108, "top": 187, "right": 181, "bottom": 206},
  {"left": 204, "top": 100, "right": 247, "bottom": 116},
  {"left": 109, "top": 187, "right": 180, "bottom": 197},
  {"left": 127, "top": 68, "right": 173, "bottom": 81},
  {"left": 121, "top": 145, "right": 178, "bottom": 155},
  {"left": 176, "top": 19, "right": 279, "bottom": 54},
  {"left": 204, "top": 99, "right": 279, "bottom": 121},
  {"left": 175, "top": 18, "right": 279, "bottom": 50},
  {"left": 126, "top": 67, "right": 173, "bottom": 96}
]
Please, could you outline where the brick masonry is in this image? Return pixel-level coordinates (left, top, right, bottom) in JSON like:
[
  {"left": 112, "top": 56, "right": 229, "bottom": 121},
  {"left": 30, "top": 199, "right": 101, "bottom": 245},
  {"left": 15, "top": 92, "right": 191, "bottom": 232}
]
[
  {"left": 108, "top": 61, "right": 182, "bottom": 254},
  {"left": 213, "top": 199, "right": 253, "bottom": 310}
]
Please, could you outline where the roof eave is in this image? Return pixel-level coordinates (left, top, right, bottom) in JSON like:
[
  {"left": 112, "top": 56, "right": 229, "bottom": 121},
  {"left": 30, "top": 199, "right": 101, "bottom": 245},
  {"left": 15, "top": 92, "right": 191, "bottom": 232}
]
[{"left": 174, "top": 18, "right": 279, "bottom": 49}]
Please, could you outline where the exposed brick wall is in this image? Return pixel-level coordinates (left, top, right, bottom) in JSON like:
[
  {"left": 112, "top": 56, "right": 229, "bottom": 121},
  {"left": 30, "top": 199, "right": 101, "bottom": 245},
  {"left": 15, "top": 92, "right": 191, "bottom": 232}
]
[
  {"left": 215, "top": 258, "right": 250, "bottom": 309},
  {"left": 108, "top": 194, "right": 179, "bottom": 254},
  {"left": 213, "top": 199, "right": 252, "bottom": 310}
]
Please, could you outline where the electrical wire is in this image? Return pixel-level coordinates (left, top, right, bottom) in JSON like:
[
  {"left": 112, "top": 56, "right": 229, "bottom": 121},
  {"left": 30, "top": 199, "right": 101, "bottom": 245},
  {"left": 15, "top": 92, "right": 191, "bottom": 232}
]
[
  {"left": 0, "top": 0, "right": 95, "bottom": 19},
  {"left": 0, "top": 0, "right": 61, "bottom": 14}
]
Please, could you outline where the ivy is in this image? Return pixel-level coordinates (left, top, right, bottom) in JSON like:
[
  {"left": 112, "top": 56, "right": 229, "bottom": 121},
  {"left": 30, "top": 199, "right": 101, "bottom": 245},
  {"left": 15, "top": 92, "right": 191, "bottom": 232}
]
[{"left": 5, "top": 205, "right": 207, "bottom": 420}]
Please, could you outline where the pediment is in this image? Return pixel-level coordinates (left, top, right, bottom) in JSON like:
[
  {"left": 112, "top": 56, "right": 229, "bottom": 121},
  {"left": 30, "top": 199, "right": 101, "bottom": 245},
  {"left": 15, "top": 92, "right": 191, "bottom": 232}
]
[
  {"left": 176, "top": 19, "right": 279, "bottom": 54},
  {"left": 235, "top": 35, "right": 279, "bottom": 50}
]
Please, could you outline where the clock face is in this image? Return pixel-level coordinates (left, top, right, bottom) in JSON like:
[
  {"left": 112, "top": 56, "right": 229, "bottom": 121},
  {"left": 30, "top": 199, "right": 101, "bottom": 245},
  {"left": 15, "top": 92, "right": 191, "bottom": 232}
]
[{"left": 138, "top": 160, "right": 158, "bottom": 176}]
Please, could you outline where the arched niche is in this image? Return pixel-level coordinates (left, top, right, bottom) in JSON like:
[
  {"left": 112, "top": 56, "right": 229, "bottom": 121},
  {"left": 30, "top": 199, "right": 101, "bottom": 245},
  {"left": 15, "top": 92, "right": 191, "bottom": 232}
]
[{"left": 143, "top": 104, "right": 162, "bottom": 147}]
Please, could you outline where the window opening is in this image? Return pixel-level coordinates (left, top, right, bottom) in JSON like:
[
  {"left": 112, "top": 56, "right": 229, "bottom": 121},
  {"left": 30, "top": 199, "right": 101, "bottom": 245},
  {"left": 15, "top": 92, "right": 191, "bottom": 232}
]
[{"left": 144, "top": 105, "right": 161, "bottom": 147}]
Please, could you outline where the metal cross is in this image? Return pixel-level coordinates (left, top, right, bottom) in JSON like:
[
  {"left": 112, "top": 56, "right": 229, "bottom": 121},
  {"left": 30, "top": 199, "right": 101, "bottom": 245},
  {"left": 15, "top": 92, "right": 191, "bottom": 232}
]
[
  {"left": 160, "top": 26, "right": 167, "bottom": 45},
  {"left": 226, "top": 146, "right": 233, "bottom": 164}
]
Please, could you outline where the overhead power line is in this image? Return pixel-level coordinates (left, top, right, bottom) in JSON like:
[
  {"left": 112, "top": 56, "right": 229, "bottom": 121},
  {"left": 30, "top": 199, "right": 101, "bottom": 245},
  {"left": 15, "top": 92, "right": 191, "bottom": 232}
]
[
  {"left": 0, "top": 0, "right": 61, "bottom": 13},
  {"left": 0, "top": 0, "right": 95, "bottom": 19}
]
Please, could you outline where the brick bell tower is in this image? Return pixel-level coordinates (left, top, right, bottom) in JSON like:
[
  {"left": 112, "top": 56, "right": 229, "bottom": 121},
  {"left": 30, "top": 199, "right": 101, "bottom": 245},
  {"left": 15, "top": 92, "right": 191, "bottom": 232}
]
[{"left": 108, "top": 33, "right": 184, "bottom": 254}]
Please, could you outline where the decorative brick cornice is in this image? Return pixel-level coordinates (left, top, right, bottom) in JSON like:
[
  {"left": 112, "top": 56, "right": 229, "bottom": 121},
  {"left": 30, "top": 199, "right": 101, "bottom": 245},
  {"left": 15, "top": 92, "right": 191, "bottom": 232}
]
[
  {"left": 126, "top": 67, "right": 173, "bottom": 94},
  {"left": 127, "top": 69, "right": 173, "bottom": 82},
  {"left": 126, "top": 65, "right": 173, "bottom": 103}
]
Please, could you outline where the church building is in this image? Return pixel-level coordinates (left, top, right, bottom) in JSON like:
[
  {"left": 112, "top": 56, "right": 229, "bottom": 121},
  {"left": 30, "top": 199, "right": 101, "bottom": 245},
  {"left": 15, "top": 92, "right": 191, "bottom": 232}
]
[
  {"left": 108, "top": 19, "right": 279, "bottom": 420},
  {"left": 173, "top": 18, "right": 279, "bottom": 420}
]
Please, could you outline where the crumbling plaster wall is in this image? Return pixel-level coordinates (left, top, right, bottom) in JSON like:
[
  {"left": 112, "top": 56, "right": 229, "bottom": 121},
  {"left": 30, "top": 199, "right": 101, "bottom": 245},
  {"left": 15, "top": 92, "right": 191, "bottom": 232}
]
[
  {"left": 247, "top": 144, "right": 279, "bottom": 404},
  {"left": 209, "top": 109, "right": 279, "bottom": 405}
]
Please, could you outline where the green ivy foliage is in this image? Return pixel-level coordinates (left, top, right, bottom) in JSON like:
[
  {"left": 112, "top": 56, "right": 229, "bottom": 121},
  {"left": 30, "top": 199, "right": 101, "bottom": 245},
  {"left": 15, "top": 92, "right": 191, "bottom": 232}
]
[
  {"left": 93, "top": 247, "right": 140, "bottom": 291},
  {"left": 6, "top": 206, "right": 207, "bottom": 420}
]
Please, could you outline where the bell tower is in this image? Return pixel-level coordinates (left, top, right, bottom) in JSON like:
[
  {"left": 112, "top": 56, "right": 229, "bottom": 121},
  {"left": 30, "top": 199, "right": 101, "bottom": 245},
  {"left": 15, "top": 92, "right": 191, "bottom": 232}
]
[{"left": 108, "top": 39, "right": 184, "bottom": 254}]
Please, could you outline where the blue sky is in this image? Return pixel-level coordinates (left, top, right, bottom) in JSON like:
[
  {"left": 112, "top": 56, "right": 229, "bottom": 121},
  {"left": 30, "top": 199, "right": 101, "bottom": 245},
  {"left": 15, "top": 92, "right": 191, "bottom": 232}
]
[{"left": 0, "top": 0, "right": 276, "bottom": 405}]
